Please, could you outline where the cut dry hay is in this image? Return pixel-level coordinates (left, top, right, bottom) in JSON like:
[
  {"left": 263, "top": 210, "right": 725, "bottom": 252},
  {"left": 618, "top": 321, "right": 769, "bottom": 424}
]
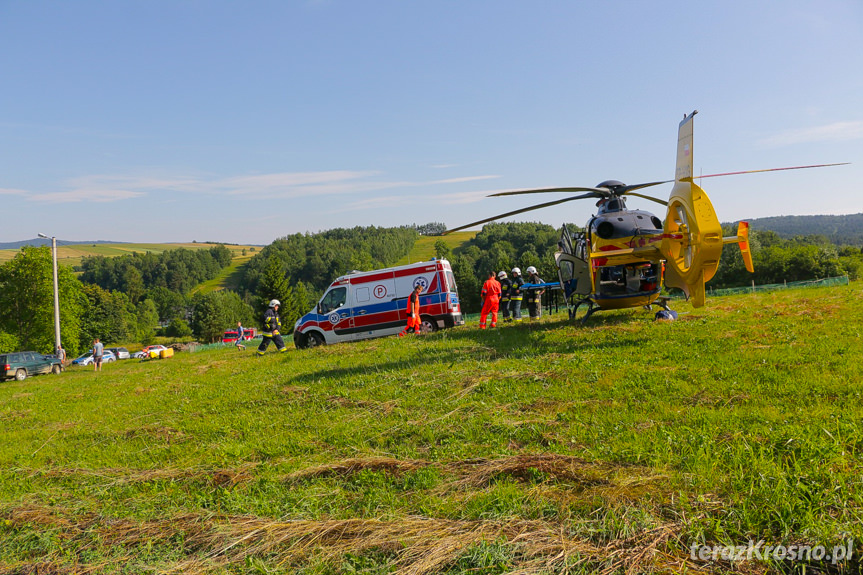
[
  {"left": 446, "top": 454, "right": 618, "bottom": 488},
  {"left": 286, "top": 456, "right": 434, "bottom": 481},
  {"left": 21, "top": 463, "right": 257, "bottom": 488},
  {"left": 2, "top": 503, "right": 710, "bottom": 575}
]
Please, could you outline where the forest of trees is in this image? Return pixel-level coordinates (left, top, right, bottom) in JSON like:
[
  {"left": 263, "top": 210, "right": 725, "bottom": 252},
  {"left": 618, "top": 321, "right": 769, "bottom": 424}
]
[
  {"left": 707, "top": 227, "right": 863, "bottom": 288},
  {"left": 237, "top": 226, "right": 417, "bottom": 296},
  {"left": 744, "top": 213, "right": 863, "bottom": 245},
  {"left": 78, "top": 244, "right": 233, "bottom": 299},
  {"left": 2, "top": 219, "right": 862, "bottom": 356}
]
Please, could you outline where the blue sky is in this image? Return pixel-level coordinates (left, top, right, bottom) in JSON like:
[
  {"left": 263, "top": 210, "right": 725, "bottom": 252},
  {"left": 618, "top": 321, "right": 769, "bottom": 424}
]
[{"left": 2, "top": 0, "right": 861, "bottom": 245}]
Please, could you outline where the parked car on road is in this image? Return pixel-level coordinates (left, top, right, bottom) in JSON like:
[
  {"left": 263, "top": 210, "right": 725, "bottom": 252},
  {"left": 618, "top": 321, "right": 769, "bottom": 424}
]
[
  {"left": 106, "top": 347, "right": 130, "bottom": 360},
  {"left": 134, "top": 345, "right": 168, "bottom": 359},
  {"left": 72, "top": 350, "right": 117, "bottom": 366},
  {"left": 1, "top": 351, "right": 63, "bottom": 381}
]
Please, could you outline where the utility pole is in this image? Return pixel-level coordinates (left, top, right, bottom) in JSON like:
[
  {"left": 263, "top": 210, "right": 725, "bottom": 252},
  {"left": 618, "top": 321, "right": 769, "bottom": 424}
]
[{"left": 38, "top": 233, "right": 61, "bottom": 353}]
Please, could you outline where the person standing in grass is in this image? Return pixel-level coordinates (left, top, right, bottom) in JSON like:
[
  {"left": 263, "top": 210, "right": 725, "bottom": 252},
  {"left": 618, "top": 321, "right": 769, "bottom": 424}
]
[
  {"left": 525, "top": 266, "right": 545, "bottom": 321},
  {"left": 509, "top": 267, "right": 525, "bottom": 321},
  {"left": 236, "top": 321, "right": 246, "bottom": 351},
  {"left": 257, "top": 300, "right": 287, "bottom": 355},
  {"left": 479, "top": 271, "right": 501, "bottom": 329},
  {"left": 399, "top": 284, "right": 423, "bottom": 336},
  {"left": 93, "top": 338, "right": 104, "bottom": 372},
  {"left": 498, "top": 271, "right": 512, "bottom": 322}
]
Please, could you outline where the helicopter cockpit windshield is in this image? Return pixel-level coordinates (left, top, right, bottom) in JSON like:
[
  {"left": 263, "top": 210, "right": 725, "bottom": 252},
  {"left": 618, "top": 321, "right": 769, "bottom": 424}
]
[{"left": 596, "top": 197, "right": 626, "bottom": 214}]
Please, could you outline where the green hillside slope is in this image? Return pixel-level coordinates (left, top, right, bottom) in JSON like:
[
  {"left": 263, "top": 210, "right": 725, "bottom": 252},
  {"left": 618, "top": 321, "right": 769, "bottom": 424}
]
[
  {"left": 1, "top": 282, "right": 861, "bottom": 573},
  {"left": 394, "top": 231, "right": 477, "bottom": 266}
]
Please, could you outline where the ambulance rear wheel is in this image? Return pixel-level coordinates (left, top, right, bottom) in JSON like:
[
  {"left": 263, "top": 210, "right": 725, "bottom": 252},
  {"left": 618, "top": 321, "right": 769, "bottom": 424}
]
[{"left": 419, "top": 316, "right": 437, "bottom": 334}]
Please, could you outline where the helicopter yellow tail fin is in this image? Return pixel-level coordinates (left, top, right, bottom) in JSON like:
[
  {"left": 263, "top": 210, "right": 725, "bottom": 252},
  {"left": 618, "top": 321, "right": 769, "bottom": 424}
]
[
  {"left": 675, "top": 110, "right": 697, "bottom": 182},
  {"left": 661, "top": 111, "right": 722, "bottom": 308}
]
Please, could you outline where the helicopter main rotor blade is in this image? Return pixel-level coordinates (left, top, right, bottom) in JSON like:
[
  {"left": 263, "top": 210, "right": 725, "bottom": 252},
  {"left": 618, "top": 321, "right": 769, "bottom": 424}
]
[
  {"left": 618, "top": 180, "right": 673, "bottom": 193},
  {"left": 488, "top": 187, "right": 610, "bottom": 198},
  {"left": 444, "top": 193, "right": 600, "bottom": 234},
  {"left": 622, "top": 191, "right": 668, "bottom": 206},
  {"left": 694, "top": 162, "right": 849, "bottom": 180}
]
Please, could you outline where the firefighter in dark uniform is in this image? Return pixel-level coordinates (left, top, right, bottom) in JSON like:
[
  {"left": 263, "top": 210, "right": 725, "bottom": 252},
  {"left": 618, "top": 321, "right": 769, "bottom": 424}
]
[
  {"left": 510, "top": 267, "right": 525, "bottom": 321},
  {"left": 498, "top": 271, "right": 512, "bottom": 321},
  {"left": 525, "top": 266, "right": 545, "bottom": 321},
  {"left": 257, "top": 299, "right": 288, "bottom": 355}
]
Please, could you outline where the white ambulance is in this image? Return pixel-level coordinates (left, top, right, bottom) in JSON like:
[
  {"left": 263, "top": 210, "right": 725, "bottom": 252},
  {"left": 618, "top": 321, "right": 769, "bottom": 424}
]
[{"left": 293, "top": 258, "right": 464, "bottom": 348}]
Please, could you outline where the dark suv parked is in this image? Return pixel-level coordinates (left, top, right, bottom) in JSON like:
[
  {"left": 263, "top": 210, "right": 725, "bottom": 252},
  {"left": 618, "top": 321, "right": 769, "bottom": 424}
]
[{"left": 1, "top": 351, "right": 63, "bottom": 381}]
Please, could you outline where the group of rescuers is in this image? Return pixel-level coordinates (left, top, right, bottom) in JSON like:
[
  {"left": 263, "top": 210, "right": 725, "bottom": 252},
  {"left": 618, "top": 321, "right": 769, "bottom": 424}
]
[
  {"left": 400, "top": 265, "right": 546, "bottom": 335},
  {"left": 255, "top": 266, "right": 548, "bottom": 354},
  {"left": 478, "top": 266, "right": 545, "bottom": 329},
  {"left": 401, "top": 265, "right": 546, "bottom": 335}
]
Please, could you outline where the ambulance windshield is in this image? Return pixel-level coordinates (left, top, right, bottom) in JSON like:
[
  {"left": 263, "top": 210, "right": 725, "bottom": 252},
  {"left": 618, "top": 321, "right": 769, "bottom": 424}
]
[
  {"left": 320, "top": 287, "right": 347, "bottom": 313},
  {"left": 445, "top": 271, "right": 458, "bottom": 294}
]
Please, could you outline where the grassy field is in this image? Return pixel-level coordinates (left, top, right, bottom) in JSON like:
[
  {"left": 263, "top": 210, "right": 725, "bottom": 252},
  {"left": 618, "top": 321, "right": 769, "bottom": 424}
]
[
  {"left": 394, "top": 232, "right": 477, "bottom": 266},
  {"left": 192, "top": 254, "right": 256, "bottom": 296},
  {"left": 1, "top": 283, "right": 862, "bottom": 574},
  {"left": 0, "top": 242, "right": 260, "bottom": 268}
]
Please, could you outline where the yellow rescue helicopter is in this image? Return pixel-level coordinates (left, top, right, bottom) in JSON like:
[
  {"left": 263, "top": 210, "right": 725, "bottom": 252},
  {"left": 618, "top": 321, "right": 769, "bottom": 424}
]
[{"left": 447, "top": 111, "right": 846, "bottom": 321}]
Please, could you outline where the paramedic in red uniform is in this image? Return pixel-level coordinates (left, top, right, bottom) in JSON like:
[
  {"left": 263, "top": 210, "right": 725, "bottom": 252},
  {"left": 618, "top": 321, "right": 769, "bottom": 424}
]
[
  {"left": 479, "top": 271, "right": 501, "bottom": 329},
  {"left": 399, "top": 284, "right": 423, "bottom": 336}
]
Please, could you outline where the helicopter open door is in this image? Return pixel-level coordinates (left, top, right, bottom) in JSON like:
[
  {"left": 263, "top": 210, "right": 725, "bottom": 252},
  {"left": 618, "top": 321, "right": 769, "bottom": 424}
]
[{"left": 555, "top": 225, "right": 591, "bottom": 298}]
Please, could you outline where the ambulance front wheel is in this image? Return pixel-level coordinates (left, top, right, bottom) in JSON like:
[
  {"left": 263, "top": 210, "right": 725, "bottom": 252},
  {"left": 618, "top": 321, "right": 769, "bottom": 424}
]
[
  {"left": 296, "top": 331, "right": 325, "bottom": 349},
  {"left": 420, "top": 316, "right": 438, "bottom": 334}
]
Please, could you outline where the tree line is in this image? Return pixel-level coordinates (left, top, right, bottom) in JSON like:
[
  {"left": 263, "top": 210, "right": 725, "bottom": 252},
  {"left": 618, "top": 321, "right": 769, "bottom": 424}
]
[
  {"left": 744, "top": 213, "right": 863, "bottom": 246},
  {"left": 78, "top": 244, "right": 233, "bottom": 300},
  {"left": 0, "top": 246, "right": 251, "bottom": 356},
  {"left": 707, "top": 228, "right": 863, "bottom": 289},
  {"left": 0, "top": 226, "right": 418, "bottom": 355},
  {"left": 2, "top": 222, "right": 861, "bottom": 356}
]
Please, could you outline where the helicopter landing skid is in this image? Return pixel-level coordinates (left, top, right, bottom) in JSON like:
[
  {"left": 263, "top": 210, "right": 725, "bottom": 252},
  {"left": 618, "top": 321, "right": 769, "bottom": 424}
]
[{"left": 569, "top": 298, "right": 601, "bottom": 324}]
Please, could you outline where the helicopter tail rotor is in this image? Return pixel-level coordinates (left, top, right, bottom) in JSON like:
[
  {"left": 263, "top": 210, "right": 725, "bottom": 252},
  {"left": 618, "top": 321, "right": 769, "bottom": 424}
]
[{"left": 722, "top": 221, "right": 754, "bottom": 273}]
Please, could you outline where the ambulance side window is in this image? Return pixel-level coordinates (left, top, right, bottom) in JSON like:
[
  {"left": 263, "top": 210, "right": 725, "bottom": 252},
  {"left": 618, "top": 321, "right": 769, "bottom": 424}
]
[
  {"left": 320, "top": 287, "right": 347, "bottom": 314},
  {"left": 355, "top": 287, "right": 370, "bottom": 303}
]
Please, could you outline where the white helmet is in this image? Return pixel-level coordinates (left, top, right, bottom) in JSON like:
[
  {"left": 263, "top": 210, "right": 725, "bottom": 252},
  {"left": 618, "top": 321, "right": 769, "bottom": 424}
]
[
  {"left": 497, "top": 271, "right": 507, "bottom": 279},
  {"left": 511, "top": 267, "right": 521, "bottom": 275},
  {"left": 526, "top": 266, "right": 538, "bottom": 274},
  {"left": 269, "top": 299, "right": 280, "bottom": 308}
]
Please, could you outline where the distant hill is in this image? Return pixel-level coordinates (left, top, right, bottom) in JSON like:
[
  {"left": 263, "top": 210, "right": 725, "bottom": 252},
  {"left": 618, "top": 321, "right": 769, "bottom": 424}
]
[
  {"left": 729, "top": 213, "right": 863, "bottom": 245},
  {"left": 0, "top": 238, "right": 121, "bottom": 250},
  {"left": 0, "top": 241, "right": 260, "bottom": 268}
]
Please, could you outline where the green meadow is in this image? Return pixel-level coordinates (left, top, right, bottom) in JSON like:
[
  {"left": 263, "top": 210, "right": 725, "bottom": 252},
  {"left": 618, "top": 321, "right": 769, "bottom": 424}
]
[
  {"left": 1, "top": 284, "right": 862, "bottom": 574},
  {"left": 394, "top": 232, "right": 477, "bottom": 266}
]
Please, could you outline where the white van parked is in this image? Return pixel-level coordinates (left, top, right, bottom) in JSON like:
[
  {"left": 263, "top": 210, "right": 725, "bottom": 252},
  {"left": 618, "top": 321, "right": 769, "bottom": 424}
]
[{"left": 293, "top": 259, "right": 464, "bottom": 348}]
